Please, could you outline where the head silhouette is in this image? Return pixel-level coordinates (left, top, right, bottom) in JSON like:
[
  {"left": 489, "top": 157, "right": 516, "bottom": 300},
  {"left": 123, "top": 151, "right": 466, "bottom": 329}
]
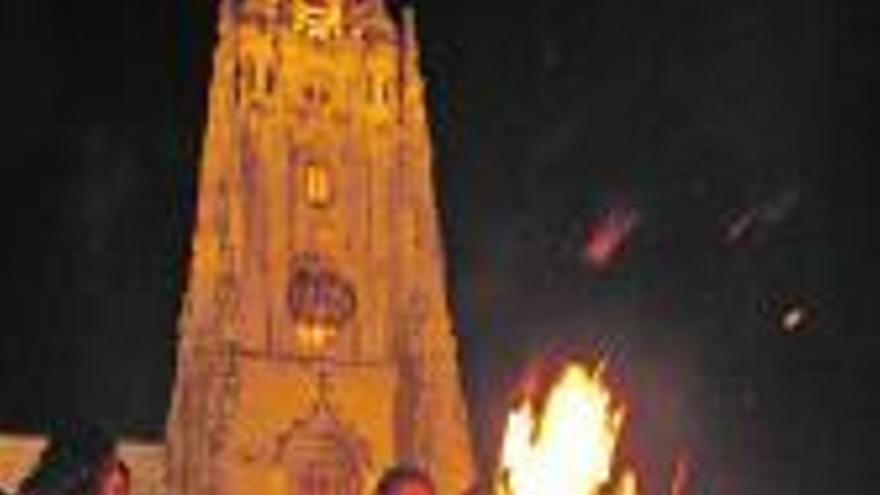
[
  {"left": 374, "top": 465, "right": 434, "bottom": 495},
  {"left": 18, "top": 420, "right": 118, "bottom": 495}
]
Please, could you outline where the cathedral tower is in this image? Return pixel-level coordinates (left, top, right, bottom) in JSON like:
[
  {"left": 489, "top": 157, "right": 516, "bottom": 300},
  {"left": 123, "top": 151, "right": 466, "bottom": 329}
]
[{"left": 166, "top": 0, "right": 475, "bottom": 493}]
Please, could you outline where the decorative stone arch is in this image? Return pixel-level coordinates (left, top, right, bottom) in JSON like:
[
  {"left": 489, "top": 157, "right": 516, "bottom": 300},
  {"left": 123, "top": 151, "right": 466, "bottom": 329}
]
[{"left": 275, "top": 405, "right": 370, "bottom": 495}]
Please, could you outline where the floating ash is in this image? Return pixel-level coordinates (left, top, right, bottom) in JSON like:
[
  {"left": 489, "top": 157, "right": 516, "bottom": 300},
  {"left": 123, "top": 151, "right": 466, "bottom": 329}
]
[{"left": 495, "top": 361, "right": 639, "bottom": 495}]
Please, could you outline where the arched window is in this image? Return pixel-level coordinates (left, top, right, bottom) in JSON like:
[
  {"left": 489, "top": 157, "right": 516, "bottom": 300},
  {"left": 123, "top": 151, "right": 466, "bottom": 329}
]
[
  {"left": 265, "top": 67, "right": 276, "bottom": 95},
  {"left": 304, "top": 163, "right": 331, "bottom": 207}
]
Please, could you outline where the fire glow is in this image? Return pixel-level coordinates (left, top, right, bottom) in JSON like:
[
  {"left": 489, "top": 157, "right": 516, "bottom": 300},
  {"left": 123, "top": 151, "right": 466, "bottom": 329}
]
[{"left": 496, "top": 362, "right": 639, "bottom": 495}]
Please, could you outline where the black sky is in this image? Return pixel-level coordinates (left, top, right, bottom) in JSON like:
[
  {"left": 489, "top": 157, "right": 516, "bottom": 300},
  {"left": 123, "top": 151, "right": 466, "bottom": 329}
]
[{"left": 1, "top": 0, "right": 879, "bottom": 493}]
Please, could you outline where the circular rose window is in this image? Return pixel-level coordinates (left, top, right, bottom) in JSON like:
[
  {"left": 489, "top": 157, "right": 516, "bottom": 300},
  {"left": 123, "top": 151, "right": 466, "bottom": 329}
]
[{"left": 286, "top": 253, "right": 356, "bottom": 350}]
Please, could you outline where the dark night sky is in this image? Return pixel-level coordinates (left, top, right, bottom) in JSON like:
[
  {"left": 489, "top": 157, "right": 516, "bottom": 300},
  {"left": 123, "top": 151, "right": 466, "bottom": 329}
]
[{"left": 1, "top": 0, "right": 879, "bottom": 493}]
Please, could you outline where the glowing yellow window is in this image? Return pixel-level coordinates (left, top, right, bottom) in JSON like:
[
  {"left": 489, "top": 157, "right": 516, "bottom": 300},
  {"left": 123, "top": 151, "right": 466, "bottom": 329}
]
[
  {"left": 304, "top": 163, "right": 331, "bottom": 207},
  {"left": 295, "top": 322, "right": 337, "bottom": 352}
]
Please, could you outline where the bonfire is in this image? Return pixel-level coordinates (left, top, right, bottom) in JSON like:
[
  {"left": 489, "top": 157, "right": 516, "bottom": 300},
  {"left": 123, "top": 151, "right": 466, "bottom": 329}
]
[{"left": 495, "top": 362, "right": 639, "bottom": 495}]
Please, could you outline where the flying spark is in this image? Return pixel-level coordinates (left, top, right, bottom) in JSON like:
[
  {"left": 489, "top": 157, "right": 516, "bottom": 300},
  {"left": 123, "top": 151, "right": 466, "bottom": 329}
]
[{"left": 583, "top": 205, "right": 640, "bottom": 270}]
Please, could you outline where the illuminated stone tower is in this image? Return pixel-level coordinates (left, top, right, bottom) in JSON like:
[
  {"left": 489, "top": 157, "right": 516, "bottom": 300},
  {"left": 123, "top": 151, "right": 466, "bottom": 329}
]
[{"left": 166, "top": 0, "right": 474, "bottom": 493}]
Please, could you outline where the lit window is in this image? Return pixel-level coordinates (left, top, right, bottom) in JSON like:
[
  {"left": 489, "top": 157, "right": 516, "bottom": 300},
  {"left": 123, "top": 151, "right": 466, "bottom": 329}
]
[
  {"left": 304, "top": 163, "right": 331, "bottom": 206},
  {"left": 295, "top": 322, "right": 336, "bottom": 351}
]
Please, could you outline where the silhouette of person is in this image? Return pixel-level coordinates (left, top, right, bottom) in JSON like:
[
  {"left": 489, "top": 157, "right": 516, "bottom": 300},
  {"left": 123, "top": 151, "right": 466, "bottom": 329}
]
[
  {"left": 96, "top": 458, "right": 129, "bottom": 495},
  {"left": 374, "top": 465, "right": 435, "bottom": 495},
  {"left": 17, "top": 420, "right": 129, "bottom": 495}
]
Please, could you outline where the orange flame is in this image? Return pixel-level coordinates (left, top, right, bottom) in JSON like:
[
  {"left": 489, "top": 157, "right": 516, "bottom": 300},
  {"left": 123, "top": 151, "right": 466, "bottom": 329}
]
[{"left": 496, "top": 362, "right": 639, "bottom": 495}]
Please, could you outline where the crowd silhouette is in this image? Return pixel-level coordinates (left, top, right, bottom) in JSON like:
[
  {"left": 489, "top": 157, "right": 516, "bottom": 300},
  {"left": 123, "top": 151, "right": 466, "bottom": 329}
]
[{"left": 8, "top": 421, "right": 446, "bottom": 495}]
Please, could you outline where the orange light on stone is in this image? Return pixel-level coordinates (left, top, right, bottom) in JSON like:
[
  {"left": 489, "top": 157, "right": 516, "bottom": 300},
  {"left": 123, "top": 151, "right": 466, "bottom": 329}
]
[
  {"left": 269, "top": 467, "right": 288, "bottom": 495},
  {"left": 496, "top": 362, "right": 639, "bottom": 495}
]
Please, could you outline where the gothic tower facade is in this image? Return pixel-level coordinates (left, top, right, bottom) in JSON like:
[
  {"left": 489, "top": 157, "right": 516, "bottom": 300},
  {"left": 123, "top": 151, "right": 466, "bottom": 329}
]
[{"left": 166, "top": 1, "right": 475, "bottom": 493}]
